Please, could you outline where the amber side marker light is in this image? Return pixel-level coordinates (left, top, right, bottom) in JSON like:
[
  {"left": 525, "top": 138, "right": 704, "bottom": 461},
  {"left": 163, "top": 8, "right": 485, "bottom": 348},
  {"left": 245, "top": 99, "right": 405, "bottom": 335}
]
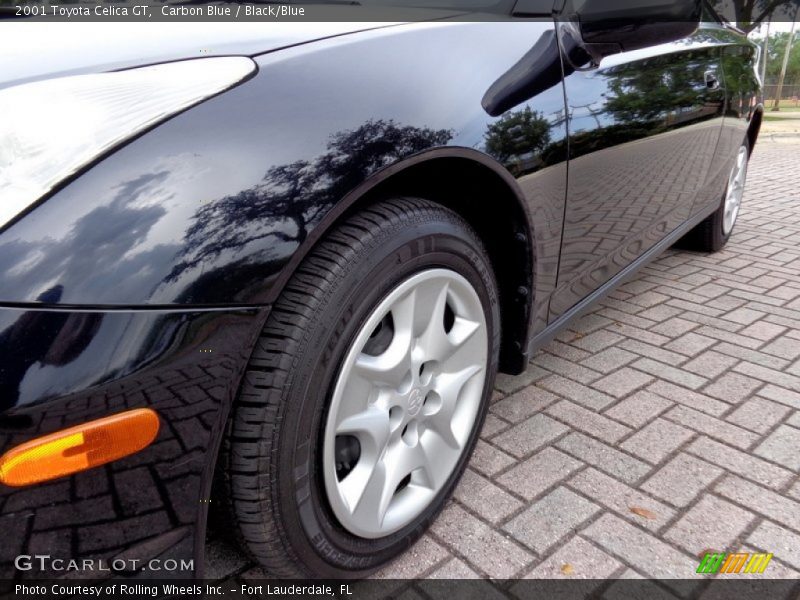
[{"left": 0, "top": 408, "right": 159, "bottom": 487}]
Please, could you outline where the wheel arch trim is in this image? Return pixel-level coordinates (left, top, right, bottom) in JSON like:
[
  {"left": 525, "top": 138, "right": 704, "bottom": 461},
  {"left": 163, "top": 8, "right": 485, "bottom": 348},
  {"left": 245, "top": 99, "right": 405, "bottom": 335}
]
[
  {"left": 197, "top": 148, "right": 538, "bottom": 573},
  {"left": 747, "top": 103, "right": 764, "bottom": 152},
  {"left": 263, "top": 146, "right": 538, "bottom": 373}
]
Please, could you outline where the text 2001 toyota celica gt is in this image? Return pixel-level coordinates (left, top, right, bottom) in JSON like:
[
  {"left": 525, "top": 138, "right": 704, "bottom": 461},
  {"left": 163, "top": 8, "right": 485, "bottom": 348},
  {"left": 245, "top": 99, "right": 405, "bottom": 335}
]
[{"left": 0, "top": 0, "right": 760, "bottom": 581}]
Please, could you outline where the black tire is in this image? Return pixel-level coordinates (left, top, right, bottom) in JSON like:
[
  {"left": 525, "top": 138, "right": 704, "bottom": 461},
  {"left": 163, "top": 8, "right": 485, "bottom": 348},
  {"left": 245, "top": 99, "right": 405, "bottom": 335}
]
[
  {"left": 219, "top": 197, "right": 500, "bottom": 577},
  {"left": 678, "top": 138, "right": 750, "bottom": 253}
]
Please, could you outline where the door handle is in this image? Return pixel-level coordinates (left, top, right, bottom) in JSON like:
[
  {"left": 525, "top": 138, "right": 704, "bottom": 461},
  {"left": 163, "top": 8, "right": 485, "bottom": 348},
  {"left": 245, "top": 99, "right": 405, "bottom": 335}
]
[{"left": 705, "top": 71, "right": 720, "bottom": 90}]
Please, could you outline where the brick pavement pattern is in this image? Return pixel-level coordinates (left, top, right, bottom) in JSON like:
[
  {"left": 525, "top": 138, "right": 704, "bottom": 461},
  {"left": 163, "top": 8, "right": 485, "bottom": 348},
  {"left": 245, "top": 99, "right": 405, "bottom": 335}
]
[{"left": 211, "top": 141, "right": 800, "bottom": 589}]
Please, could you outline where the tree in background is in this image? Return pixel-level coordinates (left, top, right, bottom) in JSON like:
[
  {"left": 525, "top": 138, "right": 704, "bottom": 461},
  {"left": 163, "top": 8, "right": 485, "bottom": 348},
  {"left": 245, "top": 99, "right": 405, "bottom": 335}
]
[
  {"left": 708, "top": 0, "right": 799, "bottom": 32},
  {"left": 768, "top": 12, "right": 800, "bottom": 109},
  {"left": 749, "top": 27, "right": 800, "bottom": 103}
]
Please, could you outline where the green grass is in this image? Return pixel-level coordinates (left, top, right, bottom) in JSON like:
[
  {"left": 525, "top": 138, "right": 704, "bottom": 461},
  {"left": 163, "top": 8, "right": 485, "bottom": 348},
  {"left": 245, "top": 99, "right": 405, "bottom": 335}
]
[{"left": 765, "top": 100, "right": 800, "bottom": 112}]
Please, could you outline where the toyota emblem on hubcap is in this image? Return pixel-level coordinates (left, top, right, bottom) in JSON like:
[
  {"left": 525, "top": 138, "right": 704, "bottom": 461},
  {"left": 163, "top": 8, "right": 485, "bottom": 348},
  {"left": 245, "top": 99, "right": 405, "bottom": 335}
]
[{"left": 407, "top": 388, "right": 423, "bottom": 417}]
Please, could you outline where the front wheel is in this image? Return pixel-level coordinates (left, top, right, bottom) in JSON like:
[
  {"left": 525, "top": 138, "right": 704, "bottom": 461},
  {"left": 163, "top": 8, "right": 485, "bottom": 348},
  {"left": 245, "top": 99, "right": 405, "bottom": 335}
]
[
  {"left": 221, "top": 197, "right": 500, "bottom": 577},
  {"left": 679, "top": 139, "right": 750, "bottom": 253}
]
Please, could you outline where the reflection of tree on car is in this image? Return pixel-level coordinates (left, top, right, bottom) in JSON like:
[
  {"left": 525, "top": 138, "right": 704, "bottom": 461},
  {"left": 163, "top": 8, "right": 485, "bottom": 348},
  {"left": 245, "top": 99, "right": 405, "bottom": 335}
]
[
  {"left": 484, "top": 107, "right": 551, "bottom": 175},
  {"left": 604, "top": 54, "right": 716, "bottom": 123},
  {"left": 0, "top": 1, "right": 767, "bottom": 583},
  {"left": 560, "top": 46, "right": 727, "bottom": 160},
  {"left": 168, "top": 120, "right": 453, "bottom": 288}
]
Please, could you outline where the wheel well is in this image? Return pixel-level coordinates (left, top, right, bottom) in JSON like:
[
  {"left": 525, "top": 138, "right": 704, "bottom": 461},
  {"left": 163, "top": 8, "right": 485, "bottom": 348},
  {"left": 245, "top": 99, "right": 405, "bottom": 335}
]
[
  {"left": 204, "top": 155, "right": 535, "bottom": 565},
  {"left": 358, "top": 156, "right": 534, "bottom": 375},
  {"left": 748, "top": 106, "right": 763, "bottom": 152}
]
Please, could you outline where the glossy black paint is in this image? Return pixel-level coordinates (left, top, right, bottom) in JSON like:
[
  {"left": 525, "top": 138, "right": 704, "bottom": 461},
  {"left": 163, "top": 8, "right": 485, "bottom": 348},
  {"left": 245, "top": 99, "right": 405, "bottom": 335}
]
[
  {"left": 0, "top": 305, "right": 263, "bottom": 582},
  {"left": 550, "top": 23, "right": 731, "bottom": 317},
  {"left": 573, "top": 0, "right": 702, "bottom": 53},
  {"left": 0, "top": 14, "right": 760, "bottom": 581},
  {"left": 0, "top": 22, "right": 567, "bottom": 312}
]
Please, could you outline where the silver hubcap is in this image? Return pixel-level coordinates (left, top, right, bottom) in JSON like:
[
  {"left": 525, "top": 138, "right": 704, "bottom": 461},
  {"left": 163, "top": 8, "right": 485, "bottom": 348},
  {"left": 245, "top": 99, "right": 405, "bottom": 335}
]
[
  {"left": 723, "top": 145, "right": 748, "bottom": 235},
  {"left": 323, "top": 269, "right": 488, "bottom": 538}
]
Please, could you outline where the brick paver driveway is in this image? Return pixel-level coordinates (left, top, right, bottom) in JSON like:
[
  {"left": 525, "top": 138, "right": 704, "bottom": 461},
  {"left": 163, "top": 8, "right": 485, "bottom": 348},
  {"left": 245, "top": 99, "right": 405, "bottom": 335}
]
[{"left": 209, "top": 140, "right": 800, "bottom": 586}]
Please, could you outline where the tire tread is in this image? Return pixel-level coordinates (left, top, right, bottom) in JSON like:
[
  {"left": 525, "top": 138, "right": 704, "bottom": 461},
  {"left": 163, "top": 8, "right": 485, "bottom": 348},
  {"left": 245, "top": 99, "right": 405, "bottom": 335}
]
[{"left": 220, "top": 197, "right": 486, "bottom": 577}]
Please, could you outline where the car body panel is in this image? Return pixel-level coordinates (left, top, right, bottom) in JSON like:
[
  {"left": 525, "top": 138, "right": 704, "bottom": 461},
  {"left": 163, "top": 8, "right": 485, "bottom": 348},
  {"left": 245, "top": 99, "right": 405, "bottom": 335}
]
[
  {"left": 699, "top": 27, "right": 761, "bottom": 215},
  {"left": 0, "top": 305, "right": 263, "bottom": 580},
  {"left": 0, "top": 15, "right": 761, "bottom": 582},
  {"left": 0, "top": 22, "right": 406, "bottom": 89},
  {"left": 549, "top": 26, "right": 728, "bottom": 318},
  {"left": 0, "top": 21, "right": 567, "bottom": 332},
  {"left": 0, "top": 19, "right": 567, "bottom": 580}
]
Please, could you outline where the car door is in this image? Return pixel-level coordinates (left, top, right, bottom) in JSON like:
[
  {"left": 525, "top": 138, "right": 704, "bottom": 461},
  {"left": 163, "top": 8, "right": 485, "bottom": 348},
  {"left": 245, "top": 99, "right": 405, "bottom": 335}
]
[
  {"left": 696, "top": 27, "right": 761, "bottom": 217},
  {"left": 549, "top": 22, "right": 727, "bottom": 320}
]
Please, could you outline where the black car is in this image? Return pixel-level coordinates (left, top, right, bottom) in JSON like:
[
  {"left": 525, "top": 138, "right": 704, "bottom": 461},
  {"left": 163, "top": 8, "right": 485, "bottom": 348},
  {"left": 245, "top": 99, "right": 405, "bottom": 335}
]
[{"left": 0, "top": 0, "right": 761, "bottom": 581}]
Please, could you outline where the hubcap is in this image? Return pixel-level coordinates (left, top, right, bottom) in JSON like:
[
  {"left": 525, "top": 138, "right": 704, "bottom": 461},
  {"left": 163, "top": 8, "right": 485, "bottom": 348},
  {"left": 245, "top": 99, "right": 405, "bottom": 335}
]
[
  {"left": 322, "top": 269, "right": 488, "bottom": 538},
  {"left": 723, "top": 145, "right": 748, "bottom": 236}
]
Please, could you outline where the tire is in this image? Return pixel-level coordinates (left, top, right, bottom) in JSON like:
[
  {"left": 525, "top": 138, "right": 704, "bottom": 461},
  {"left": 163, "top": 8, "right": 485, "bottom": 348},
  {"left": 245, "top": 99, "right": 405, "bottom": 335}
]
[
  {"left": 678, "top": 138, "right": 750, "bottom": 253},
  {"left": 220, "top": 197, "right": 500, "bottom": 577}
]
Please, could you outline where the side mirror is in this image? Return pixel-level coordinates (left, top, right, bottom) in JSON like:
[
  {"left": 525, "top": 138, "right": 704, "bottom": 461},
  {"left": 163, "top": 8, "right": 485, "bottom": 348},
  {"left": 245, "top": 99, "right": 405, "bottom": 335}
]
[{"left": 573, "top": 0, "right": 702, "bottom": 54}]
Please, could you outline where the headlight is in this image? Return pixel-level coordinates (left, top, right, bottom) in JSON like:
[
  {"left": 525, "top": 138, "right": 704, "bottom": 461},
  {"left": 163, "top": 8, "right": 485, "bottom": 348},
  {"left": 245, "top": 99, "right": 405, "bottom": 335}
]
[{"left": 0, "top": 56, "right": 256, "bottom": 229}]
